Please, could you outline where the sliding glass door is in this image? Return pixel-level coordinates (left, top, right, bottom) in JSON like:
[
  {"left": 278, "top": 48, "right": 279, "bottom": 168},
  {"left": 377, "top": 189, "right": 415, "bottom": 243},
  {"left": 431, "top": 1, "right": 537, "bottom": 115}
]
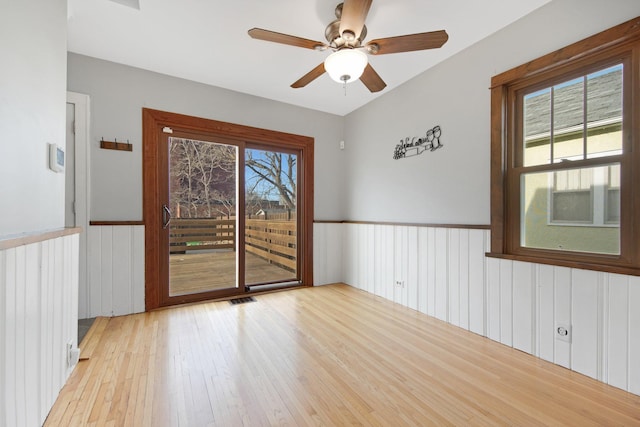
[{"left": 144, "top": 109, "right": 313, "bottom": 310}]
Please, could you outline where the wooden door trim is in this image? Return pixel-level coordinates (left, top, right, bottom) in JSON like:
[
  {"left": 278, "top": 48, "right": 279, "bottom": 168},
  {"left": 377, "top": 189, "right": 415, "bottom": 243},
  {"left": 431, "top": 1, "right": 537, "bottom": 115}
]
[{"left": 142, "top": 108, "right": 314, "bottom": 310}]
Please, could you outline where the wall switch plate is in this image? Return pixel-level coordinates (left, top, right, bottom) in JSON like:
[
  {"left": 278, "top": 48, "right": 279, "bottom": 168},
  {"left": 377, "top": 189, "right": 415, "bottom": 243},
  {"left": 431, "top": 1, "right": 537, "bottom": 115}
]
[{"left": 555, "top": 323, "right": 572, "bottom": 343}]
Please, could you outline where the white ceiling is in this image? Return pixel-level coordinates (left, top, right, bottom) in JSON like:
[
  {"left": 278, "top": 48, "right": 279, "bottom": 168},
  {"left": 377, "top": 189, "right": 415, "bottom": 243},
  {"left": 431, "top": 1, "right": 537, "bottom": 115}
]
[{"left": 67, "top": 0, "right": 551, "bottom": 116}]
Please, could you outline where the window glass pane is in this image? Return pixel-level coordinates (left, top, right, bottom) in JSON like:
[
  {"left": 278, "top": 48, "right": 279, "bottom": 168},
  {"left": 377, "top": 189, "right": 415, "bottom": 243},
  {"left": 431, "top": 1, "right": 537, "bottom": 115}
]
[
  {"left": 609, "top": 163, "right": 621, "bottom": 188},
  {"left": 606, "top": 163, "right": 621, "bottom": 224},
  {"left": 168, "top": 138, "right": 238, "bottom": 296},
  {"left": 245, "top": 149, "right": 298, "bottom": 286},
  {"left": 552, "top": 191, "right": 591, "bottom": 222},
  {"left": 523, "top": 88, "right": 551, "bottom": 166},
  {"left": 586, "top": 64, "right": 623, "bottom": 159},
  {"left": 552, "top": 168, "right": 592, "bottom": 222},
  {"left": 607, "top": 189, "right": 620, "bottom": 223},
  {"left": 521, "top": 165, "right": 620, "bottom": 255},
  {"left": 553, "top": 77, "right": 584, "bottom": 163},
  {"left": 554, "top": 168, "right": 592, "bottom": 191}
]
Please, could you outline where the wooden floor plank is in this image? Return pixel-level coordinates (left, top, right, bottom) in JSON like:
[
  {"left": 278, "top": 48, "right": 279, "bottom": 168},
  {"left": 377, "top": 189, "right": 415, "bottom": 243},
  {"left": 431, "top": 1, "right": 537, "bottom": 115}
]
[{"left": 46, "top": 284, "right": 640, "bottom": 426}]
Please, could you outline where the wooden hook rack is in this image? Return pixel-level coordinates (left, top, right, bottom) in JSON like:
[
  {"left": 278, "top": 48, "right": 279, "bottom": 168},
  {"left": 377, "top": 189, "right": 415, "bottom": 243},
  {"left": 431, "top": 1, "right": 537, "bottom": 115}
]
[{"left": 100, "top": 138, "right": 132, "bottom": 152}]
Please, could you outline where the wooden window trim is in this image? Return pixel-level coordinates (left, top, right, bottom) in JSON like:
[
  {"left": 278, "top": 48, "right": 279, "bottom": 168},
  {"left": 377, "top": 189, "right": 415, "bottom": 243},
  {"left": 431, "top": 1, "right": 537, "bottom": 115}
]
[
  {"left": 142, "top": 108, "right": 314, "bottom": 310},
  {"left": 489, "top": 16, "right": 640, "bottom": 275}
]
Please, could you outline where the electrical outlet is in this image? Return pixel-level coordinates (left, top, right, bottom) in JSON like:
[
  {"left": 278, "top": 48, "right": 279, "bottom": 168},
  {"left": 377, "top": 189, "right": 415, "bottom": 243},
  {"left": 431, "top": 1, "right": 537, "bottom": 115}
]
[
  {"left": 67, "top": 342, "right": 73, "bottom": 367},
  {"left": 67, "top": 341, "right": 80, "bottom": 367},
  {"left": 395, "top": 280, "right": 405, "bottom": 288},
  {"left": 555, "top": 323, "right": 572, "bottom": 343}
]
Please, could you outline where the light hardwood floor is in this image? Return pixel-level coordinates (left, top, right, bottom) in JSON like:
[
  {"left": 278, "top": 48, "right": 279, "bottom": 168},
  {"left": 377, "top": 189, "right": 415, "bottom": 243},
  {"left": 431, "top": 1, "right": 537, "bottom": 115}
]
[{"left": 46, "top": 284, "right": 640, "bottom": 426}]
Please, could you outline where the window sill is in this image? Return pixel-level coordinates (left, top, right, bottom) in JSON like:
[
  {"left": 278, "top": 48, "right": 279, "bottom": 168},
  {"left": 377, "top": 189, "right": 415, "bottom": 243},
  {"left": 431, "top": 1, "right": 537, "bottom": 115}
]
[{"left": 485, "top": 252, "right": 640, "bottom": 277}]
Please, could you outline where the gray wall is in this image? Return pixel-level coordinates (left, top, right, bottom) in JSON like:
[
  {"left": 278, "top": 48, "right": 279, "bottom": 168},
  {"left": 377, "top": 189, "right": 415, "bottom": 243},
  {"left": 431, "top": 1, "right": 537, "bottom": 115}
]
[
  {"left": 342, "top": 0, "right": 640, "bottom": 224},
  {"left": 0, "top": 0, "right": 68, "bottom": 236},
  {"left": 67, "top": 53, "right": 346, "bottom": 221}
]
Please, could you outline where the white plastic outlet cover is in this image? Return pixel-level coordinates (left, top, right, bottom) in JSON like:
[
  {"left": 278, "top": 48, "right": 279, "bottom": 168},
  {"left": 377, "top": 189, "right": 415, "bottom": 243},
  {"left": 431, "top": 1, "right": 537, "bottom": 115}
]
[
  {"left": 555, "top": 323, "right": 572, "bottom": 343},
  {"left": 67, "top": 342, "right": 81, "bottom": 367},
  {"left": 69, "top": 348, "right": 81, "bottom": 366}
]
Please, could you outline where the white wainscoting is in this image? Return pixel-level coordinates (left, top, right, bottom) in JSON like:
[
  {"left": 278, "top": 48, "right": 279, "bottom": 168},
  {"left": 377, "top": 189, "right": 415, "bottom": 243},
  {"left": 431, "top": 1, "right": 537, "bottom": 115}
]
[
  {"left": 84, "top": 224, "right": 336, "bottom": 319},
  {"left": 85, "top": 225, "right": 145, "bottom": 318},
  {"left": 313, "top": 222, "right": 344, "bottom": 286},
  {"left": 0, "top": 232, "right": 79, "bottom": 427},
  {"left": 339, "top": 222, "right": 640, "bottom": 397},
  {"left": 81, "top": 221, "right": 640, "bottom": 396}
]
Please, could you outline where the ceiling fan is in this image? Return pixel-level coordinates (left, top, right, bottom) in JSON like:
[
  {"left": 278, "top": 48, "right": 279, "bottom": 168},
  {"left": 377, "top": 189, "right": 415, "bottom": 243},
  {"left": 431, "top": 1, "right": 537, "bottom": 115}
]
[{"left": 248, "top": 0, "right": 448, "bottom": 93}]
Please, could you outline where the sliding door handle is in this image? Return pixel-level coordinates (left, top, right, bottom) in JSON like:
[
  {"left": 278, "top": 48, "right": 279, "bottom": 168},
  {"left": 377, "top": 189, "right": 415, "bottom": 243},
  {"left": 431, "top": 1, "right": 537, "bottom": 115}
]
[{"left": 162, "top": 204, "right": 172, "bottom": 229}]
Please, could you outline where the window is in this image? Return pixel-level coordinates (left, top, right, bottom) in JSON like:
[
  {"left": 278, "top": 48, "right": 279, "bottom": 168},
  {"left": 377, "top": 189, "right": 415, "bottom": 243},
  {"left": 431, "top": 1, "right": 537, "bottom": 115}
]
[
  {"left": 490, "top": 16, "right": 640, "bottom": 274},
  {"left": 549, "top": 164, "right": 620, "bottom": 226}
]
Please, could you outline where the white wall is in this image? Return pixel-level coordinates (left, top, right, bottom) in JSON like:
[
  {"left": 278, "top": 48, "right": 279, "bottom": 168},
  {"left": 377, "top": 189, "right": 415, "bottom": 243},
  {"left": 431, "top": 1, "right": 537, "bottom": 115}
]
[
  {"left": 67, "top": 53, "right": 347, "bottom": 222},
  {"left": 342, "top": 0, "right": 640, "bottom": 224},
  {"left": 340, "top": 222, "right": 640, "bottom": 396},
  {"left": 0, "top": 0, "right": 68, "bottom": 236},
  {"left": 0, "top": 233, "right": 80, "bottom": 427},
  {"left": 313, "top": 222, "right": 344, "bottom": 286}
]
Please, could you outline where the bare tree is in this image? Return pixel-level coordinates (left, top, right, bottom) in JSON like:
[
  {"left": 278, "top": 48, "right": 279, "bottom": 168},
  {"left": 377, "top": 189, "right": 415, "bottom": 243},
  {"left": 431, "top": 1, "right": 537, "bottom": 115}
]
[
  {"left": 245, "top": 151, "right": 296, "bottom": 210},
  {"left": 169, "top": 141, "right": 297, "bottom": 218},
  {"left": 169, "top": 138, "right": 236, "bottom": 218}
]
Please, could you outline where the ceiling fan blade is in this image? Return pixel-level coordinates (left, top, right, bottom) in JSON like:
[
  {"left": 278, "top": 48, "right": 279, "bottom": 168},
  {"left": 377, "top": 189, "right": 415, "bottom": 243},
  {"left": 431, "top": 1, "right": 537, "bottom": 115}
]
[
  {"left": 366, "top": 30, "right": 449, "bottom": 55},
  {"left": 248, "top": 28, "right": 326, "bottom": 50},
  {"left": 291, "top": 63, "right": 326, "bottom": 88},
  {"left": 339, "top": 0, "right": 372, "bottom": 41},
  {"left": 360, "top": 63, "right": 386, "bottom": 93}
]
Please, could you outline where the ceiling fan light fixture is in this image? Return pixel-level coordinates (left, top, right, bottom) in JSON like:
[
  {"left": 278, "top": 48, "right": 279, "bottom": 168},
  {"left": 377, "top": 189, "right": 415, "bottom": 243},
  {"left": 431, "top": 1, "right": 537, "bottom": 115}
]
[{"left": 324, "top": 49, "right": 368, "bottom": 84}]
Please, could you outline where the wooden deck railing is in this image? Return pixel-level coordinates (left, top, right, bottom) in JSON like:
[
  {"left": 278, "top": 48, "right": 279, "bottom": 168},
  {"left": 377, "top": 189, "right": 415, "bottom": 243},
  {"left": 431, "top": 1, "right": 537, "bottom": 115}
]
[
  {"left": 169, "top": 218, "right": 235, "bottom": 253},
  {"left": 169, "top": 218, "right": 297, "bottom": 273},
  {"left": 245, "top": 219, "right": 297, "bottom": 272}
]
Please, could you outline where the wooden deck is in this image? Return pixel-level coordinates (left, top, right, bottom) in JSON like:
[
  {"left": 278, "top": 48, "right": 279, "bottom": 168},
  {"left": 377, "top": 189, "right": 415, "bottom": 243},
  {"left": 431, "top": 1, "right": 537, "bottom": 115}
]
[
  {"left": 170, "top": 250, "right": 295, "bottom": 295},
  {"left": 46, "top": 284, "right": 640, "bottom": 426}
]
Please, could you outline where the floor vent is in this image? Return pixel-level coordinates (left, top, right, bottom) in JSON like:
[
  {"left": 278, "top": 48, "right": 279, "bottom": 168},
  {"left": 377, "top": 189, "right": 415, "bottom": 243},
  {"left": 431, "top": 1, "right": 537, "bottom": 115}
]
[{"left": 229, "top": 297, "right": 256, "bottom": 305}]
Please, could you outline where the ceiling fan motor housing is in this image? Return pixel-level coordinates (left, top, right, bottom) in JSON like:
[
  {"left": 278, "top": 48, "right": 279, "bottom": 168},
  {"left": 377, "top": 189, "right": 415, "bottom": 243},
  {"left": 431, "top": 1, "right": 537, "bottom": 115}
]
[{"left": 325, "top": 16, "right": 367, "bottom": 49}]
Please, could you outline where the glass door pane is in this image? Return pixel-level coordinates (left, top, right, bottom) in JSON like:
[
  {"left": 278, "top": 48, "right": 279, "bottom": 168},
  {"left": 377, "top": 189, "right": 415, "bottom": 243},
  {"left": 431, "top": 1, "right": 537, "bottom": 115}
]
[
  {"left": 168, "top": 137, "right": 238, "bottom": 296},
  {"left": 244, "top": 148, "right": 298, "bottom": 286}
]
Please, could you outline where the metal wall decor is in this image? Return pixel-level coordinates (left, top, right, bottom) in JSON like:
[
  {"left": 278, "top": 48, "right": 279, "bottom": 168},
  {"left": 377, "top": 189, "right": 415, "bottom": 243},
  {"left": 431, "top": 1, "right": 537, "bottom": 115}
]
[{"left": 393, "top": 125, "right": 442, "bottom": 160}]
